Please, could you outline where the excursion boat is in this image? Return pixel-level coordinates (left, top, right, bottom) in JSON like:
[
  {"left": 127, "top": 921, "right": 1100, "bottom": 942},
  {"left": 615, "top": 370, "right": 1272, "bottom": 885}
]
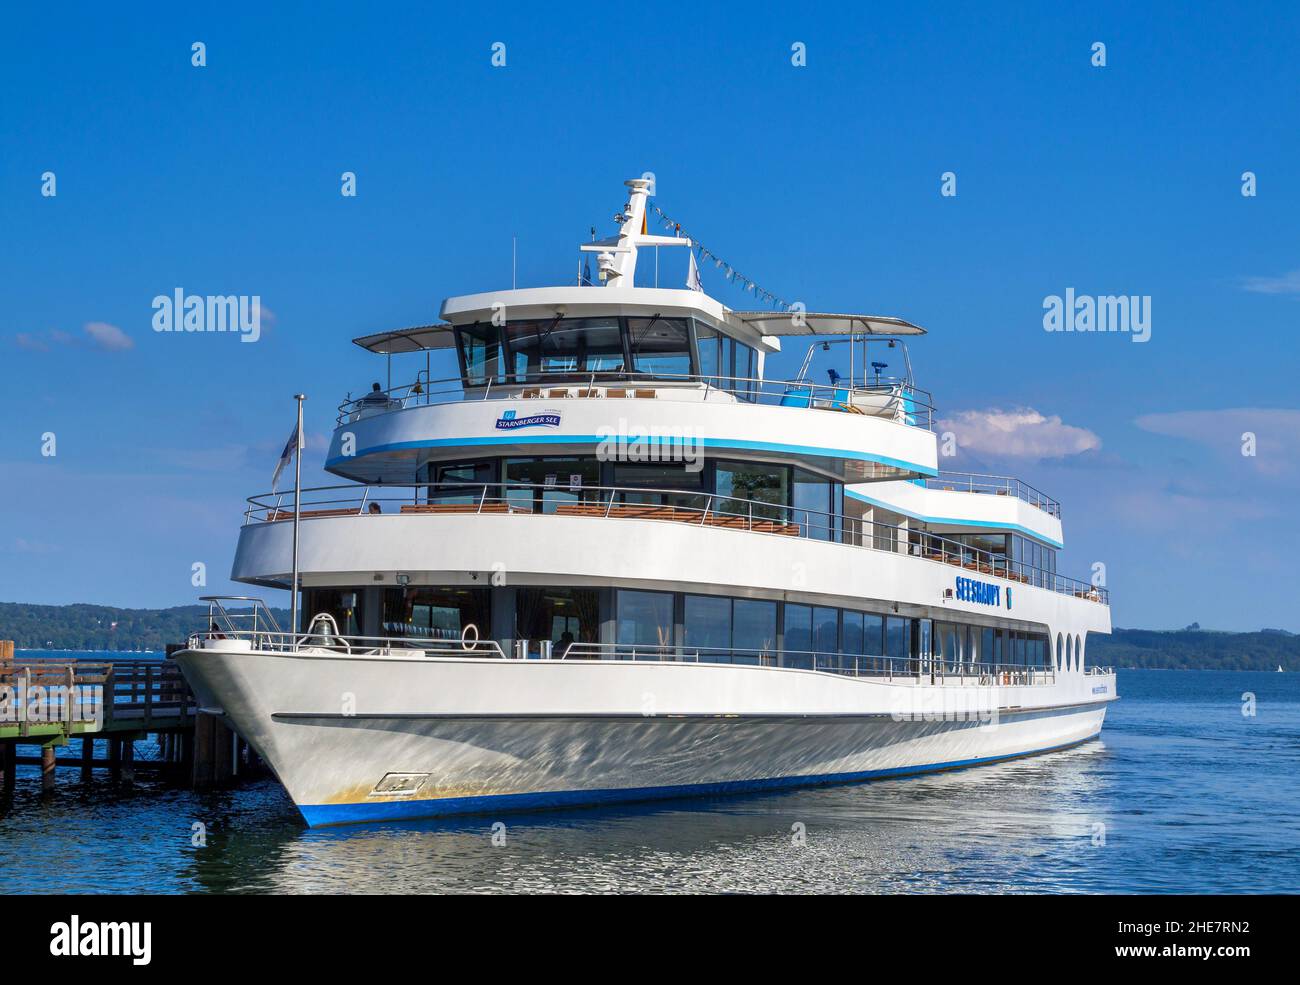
[{"left": 174, "top": 176, "right": 1115, "bottom": 827}]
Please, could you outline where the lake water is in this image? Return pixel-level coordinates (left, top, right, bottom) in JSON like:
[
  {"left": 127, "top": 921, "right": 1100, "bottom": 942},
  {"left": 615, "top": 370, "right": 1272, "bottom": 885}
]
[{"left": 2, "top": 667, "right": 1297, "bottom": 893}]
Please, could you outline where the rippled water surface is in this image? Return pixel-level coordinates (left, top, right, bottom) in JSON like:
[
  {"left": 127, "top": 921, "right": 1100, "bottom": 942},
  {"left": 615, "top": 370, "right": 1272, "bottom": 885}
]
[{"left": 2, "top": 669, "right": 1297, "bottom": 893}]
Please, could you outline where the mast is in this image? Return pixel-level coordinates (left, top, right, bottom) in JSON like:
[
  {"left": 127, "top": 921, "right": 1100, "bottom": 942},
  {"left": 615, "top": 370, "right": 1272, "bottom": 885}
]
[{"left": 580, "top": 177, "right": 692, "bottom": 288}]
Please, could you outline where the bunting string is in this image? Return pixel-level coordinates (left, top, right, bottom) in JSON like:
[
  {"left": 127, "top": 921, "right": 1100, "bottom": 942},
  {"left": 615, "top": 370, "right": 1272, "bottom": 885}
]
[{"left": 648, "top": 204, "right": 794, "bottom": 310}]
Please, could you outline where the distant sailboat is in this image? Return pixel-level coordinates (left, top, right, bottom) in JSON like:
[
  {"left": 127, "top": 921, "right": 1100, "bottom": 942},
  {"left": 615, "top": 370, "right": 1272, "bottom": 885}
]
[{"left": 1279, "top": 665, "right": 1285, "bottom": 673}]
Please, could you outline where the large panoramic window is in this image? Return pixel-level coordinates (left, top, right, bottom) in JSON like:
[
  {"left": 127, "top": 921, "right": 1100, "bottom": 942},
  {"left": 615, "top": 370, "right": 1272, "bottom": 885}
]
[
  {"left": 715, "top": 460, "right": 788, "bottom": 521},
  {"left": 842, "top": 610, "right": 864, "bottom": 657},
  {"left": 381, "top": 587, "right": 490, "bottom": 643},
  {"left": 515, "top": 587, "right": 599, "bottom": 651},
  {"left": 792, "top": 467, "right": 839, "bottom": 540},
  {"left": 684, "top": 594, "right": 731, "bottom": 654},
  {"left": 616, "top": 589, "right": 674, "bottom": 649},
  {"left": 626, "top": 317, "right": 691, "bottom": 377},
  {"left": 613, "top": 462, "right": 706, "bottom": 509},
  {"left": 783, "top": 604, "right": 812, "bottom": 669},
  {"left": 863, "top": 613, "right": 885, "bottom": 656},
  {"left": 427, "top": 459, "right": 496, "bottom": 505},
  {"left": 733, "top": 599, "right": 777, "bottom": 664},
  {"left": 504, "top": 456, "right": 600, "bottom": 512},
  {"left": 886, "top": 616, "right": 910, "bottom": 661},
  {"left": 301, "top": 588, "right": 363, "bottom": 637}
]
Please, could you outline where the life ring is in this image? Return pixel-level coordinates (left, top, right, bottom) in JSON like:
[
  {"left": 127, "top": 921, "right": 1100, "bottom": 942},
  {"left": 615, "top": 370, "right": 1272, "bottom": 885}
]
[{"left": 461, "top": 622, "right": 480, "bottom": 651}]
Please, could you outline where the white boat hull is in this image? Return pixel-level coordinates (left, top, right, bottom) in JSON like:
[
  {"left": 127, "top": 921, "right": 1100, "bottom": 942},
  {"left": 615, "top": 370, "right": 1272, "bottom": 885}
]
[{"left": 175, "top": 646, "right": 1113, "bottom": 826}]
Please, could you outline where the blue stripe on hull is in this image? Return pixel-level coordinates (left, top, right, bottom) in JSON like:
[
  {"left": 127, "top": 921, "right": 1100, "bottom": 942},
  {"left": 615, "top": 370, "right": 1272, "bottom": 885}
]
[{"left": 298, "top": 733, "right": 1101, "bottom": 827}]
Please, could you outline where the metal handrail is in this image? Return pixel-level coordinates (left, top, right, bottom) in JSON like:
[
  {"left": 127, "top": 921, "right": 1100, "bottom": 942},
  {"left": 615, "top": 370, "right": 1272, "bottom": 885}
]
[
  {"left": 238, "top": 481, "right": 1109, "bottom": 604},
  {"left": 562, "top": 641, "right": 1058, "bottom": 684},
  {"left": 187, "top": 628, "right": 508, "bottom": 659},
  {"left": 200, "top": 595, "right": 283, "bottom": 636},
  {"left": 336, "top": 369, "right": 937, "bottom": 430},
  {"left": 929, "top": 471, "right": 1061, "bottom": 518}
]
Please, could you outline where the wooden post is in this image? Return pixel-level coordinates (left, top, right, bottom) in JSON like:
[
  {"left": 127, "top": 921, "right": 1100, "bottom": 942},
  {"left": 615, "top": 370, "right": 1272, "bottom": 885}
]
[
  {"left": 144, "top": 663, "right": 153, "bottom": 728},
  {"left": 109, "top": 737, "right": 122, "bottom": 781},
  {"left": 212, "top": 718, "right": 233, "bottom": 784},
  {"left": 192, "top": 712, "right": 215, "bottom": 789},
  {"left": 81, "top": 736, "right": 95, "bottom": 782},
  {"left": 1, "top": 741, "right": 14, "bottom": 793},
  {"left": 103, "top": 664, "right": 115, "bottom": 726},
  {"left": 41, "top": 744, "right": 57, "bottom": 792},
  {"left": 121, "top": 738, "right": 135, "bottom": 785}
]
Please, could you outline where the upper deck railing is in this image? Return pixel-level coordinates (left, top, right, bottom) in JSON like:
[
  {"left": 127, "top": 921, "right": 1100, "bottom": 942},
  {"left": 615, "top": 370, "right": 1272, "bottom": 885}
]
[
  {"left": 336, "top": 370, "right": 936, "bottom": 430},
  {"left": 928, "top": 471, "right": 1061, "bottom": 518},
  {"left": 241, "top": 481, "right": 1108, "bottom": 604}
]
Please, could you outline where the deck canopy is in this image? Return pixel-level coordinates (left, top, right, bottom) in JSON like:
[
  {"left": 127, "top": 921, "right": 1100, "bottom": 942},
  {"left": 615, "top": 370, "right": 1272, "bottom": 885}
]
[
  {"left": 353, "top": 324, "right": 457, "bottom": 354},
  {"left": 730, "top": 311, "right": 926, "bottom": 337}
]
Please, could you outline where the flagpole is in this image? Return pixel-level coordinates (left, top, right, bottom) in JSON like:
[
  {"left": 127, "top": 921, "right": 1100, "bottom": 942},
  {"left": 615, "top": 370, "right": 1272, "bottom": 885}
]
[{"left": 291, "top": 393, "right": 305, "bottom": 650}]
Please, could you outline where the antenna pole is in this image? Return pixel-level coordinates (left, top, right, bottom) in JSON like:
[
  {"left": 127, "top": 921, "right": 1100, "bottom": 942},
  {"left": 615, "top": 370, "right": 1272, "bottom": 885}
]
[{"left": 290, "top": 393, "right": 305, "bottom": 650}]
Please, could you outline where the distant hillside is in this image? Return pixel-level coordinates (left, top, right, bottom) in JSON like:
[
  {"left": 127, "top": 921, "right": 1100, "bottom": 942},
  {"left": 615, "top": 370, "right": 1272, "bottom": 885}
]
[
  {"left": 1086, "top": 627, "right": 1299, "bottom": 671},
  {"left": 0, "top": 602, "right": 289, "bottom": 652}
]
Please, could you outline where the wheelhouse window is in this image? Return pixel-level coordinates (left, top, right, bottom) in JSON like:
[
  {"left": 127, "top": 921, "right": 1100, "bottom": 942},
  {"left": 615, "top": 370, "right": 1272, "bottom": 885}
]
[
  {"left": 626, "top": 317, "right": 691, "bottom": 378},
  {"left": 454, "top": 323, "right": 505, "bottom": 387},
  {"left": 505, "top": 317, "right": 625, "bottom": 382},
  {"left": 697, "top": 327, "right": 758, "bottom": 400},
  {"left": 695, "top": 323, "right": 722, "bottom": 387}
]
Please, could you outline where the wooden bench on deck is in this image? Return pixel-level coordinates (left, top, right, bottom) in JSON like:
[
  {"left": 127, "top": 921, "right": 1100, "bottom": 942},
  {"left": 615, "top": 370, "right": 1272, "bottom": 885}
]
[{"left": 399, "top": 502, "right": 518, "bottom": 515}]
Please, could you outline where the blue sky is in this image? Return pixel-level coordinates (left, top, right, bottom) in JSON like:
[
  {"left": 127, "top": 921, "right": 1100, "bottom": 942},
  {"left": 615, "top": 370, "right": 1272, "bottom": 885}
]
[{"left": 2, "top": 2, "right": 1297, "bottom": 630}]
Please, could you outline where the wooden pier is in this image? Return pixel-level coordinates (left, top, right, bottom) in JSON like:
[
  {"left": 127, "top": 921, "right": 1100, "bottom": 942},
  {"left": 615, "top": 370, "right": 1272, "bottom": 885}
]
[{"left": 0, "top": 640, "right": 258, "bottom": 794}]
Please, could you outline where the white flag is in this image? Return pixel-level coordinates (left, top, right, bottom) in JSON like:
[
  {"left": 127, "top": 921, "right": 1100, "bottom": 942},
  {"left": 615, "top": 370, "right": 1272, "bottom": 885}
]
[
  {"left": 686, "top": 249, "right": 703, "bottom": 292},
  {"left": 271, "top": 423, "right": 303, "bottom": 493}
]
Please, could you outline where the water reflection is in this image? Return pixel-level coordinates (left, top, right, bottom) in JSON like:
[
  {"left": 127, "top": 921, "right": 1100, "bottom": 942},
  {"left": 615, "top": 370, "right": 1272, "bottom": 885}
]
[
  {"left": 187, "top": 741, "right": 1115, "bottom": 894},
  {"left": 4, "top": 671, "right": 1298, "bottom": 894}
]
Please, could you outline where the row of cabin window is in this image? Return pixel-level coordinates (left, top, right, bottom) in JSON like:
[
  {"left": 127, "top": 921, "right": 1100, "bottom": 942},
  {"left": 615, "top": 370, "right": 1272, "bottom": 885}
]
[
  {"left": 303, "top": 585, "right": 1057, "bottom": 671},
  {"left": 616, "top": 589, "right": 1054, "bottom": 668}
]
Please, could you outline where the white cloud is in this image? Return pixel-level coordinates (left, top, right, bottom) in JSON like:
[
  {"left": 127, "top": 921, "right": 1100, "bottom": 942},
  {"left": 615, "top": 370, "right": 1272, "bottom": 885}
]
[
  {"left": 938, "top": 407, "right": 1101, "bottom": 459},
  {"left": 84, "top": 321, "right": 134, "bottom": 351},
  {"left": 13, "top": 323, "right": 132, "bottom": 352},
  {"left": 13, "top": 537, "right": 61, "bottom": 554},
  {"left": 1241, "top": 269, "right": 1300, "bottom": 296},
  {"left": 1134, "top": 407, "right": 1300, "bottom": 475}
]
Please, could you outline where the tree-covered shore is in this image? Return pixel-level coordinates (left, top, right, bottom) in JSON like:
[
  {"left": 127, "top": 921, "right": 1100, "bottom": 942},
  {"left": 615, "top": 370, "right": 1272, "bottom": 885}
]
[{"left": 0, "top": 602, "right": 290, "bottom": 653}]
